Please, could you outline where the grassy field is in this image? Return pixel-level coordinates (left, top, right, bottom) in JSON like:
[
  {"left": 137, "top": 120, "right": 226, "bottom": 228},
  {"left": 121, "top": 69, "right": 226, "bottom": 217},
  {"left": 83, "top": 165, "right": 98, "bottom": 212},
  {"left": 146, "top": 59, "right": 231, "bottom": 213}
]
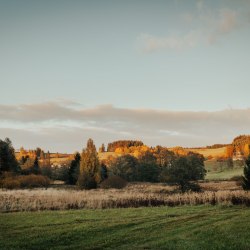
[
  {"left": 206, "top": 168, "right": 243, "bottom": 180},
  {"left": 205, "top": 160, "right": 243, "bottom": 180},
  {"left": 189, "top": 147, "right": 227, "bottom": 158},
  {"left": 1, "top": 205, "right": 250, "bottom": 249}
]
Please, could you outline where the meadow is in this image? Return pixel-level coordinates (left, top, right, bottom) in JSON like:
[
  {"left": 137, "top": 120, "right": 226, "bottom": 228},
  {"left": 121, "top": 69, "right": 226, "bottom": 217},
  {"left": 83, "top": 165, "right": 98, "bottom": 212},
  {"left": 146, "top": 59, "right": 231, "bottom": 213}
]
[
  {"left": 205, "top": 160, "right": 243, "bottom": 180},
  {"left": 1, "top": 205, "right": 250, "bottom": 249},
  {"left": 2, "top": 145, "right": 249, "bottom": 249},
  {"left": 1, "top": 181, "right": 249, "bottom": 212}
]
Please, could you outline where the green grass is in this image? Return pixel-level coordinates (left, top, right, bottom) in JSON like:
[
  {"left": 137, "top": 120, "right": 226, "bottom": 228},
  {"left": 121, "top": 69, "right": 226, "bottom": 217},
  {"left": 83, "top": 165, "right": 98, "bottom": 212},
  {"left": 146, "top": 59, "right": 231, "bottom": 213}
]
[
  {"left": 1, "top": 206, "right": 250, "bottom": 249},
  {"left": 206, "top": 168, "right": 243, "bottom": 180},
  {"left": 205, "top": 160, "right": 243, "bottom": 180}
]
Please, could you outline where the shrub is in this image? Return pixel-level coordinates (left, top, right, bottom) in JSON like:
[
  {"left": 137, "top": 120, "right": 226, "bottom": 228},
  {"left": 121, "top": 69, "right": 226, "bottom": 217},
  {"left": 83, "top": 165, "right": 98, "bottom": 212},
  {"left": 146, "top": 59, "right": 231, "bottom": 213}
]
[
  {"left": 182, "top": 182, "right": 201, "bottom": 192},
  {"left": 0, "top": 178, "right": 21, "bottom": 189},
  {"left": 77, "top": 172, "right": 97, "bottom": 189},
  {"left": 100, "top": 175, "right": 127, "bottom": 189},
  {"left": 19, "top": 175, "right": 50, "bottom": 188},
  {"left": 0, "top": 175, "right": 50, "bottom": 189}
]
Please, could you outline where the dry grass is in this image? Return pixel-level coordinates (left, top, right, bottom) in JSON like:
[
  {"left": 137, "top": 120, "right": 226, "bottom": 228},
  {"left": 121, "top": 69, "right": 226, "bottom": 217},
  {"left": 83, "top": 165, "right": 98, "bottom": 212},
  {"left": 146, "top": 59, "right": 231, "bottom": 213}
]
[
  {"left": 199, "top": 180, "right": 240, "bottom": 191},
  {"left": 190, "top": 147, "right": 226, "bottom": 158},
  {"left": 0, "top": 182, "right": 249, "bottom": 212}
]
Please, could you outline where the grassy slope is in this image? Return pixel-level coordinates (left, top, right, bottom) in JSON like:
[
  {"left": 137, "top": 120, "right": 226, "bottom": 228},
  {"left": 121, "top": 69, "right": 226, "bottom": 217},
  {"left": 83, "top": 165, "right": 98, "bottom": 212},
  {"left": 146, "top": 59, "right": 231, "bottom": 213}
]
[
  {"left": 1, "top": 206, "right": 250, "bottom": 250},
  {"left": 189, "top": 147, "right": 226, "bottom": 158},
  {"left": 205, "top": 160, "right": 243, "bottom": 180}
]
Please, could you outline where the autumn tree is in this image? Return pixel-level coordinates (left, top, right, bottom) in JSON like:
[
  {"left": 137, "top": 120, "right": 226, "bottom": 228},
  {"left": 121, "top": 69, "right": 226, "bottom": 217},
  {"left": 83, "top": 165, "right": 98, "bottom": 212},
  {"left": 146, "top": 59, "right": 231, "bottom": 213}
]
[
  {"left": 154, "top": 147, "right": 176, "bottom": 168},
  {"left": 242, "top": 155, "right": 250, "bottom": 190},
  {"left": 99, "top": 143, "right": 105, "bottom": 153},
  {"left": 243, "top": 144, "right": 250, "bottom": 158},
  {"left": 35, "top": 147, "right": 42, "bottom": 158},
  {"left": 77, "top": 139, "right": 100, "bottom": 189},
  {"left": 107, "top": 140, "right": 143, "bottom": 152},
  {"left": 225, "top": 145, "right": 234, "bottom": 158}
]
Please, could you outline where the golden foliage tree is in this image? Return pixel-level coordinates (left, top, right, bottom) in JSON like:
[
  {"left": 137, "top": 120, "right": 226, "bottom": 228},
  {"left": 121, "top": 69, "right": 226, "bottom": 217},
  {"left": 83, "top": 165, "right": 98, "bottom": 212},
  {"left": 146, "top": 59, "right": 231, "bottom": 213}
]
[
  {"left": 78, "top": 138, "right": 100, "bottom": 189},
  {"left": 225, "top": 145, "right": 234, "bottom": 158}
]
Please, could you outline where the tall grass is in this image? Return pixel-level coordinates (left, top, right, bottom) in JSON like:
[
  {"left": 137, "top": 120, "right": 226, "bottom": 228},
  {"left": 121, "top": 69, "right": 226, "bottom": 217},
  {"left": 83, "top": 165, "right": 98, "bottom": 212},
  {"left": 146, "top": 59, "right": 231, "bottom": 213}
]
[{"left": 0, "top": 182, "right": 249, "bottom": 212}]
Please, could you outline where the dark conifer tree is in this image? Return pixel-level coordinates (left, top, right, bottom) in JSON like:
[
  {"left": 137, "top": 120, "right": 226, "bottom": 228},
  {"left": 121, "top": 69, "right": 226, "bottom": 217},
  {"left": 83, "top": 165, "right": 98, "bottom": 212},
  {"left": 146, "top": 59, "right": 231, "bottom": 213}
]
[
  {"left": 242, "top": 155, "right": 250, "bottom": 190},
  {"left": 68, "top": 152, "right": 81, "bottom": 185},
  {"left": 33, "top": 156, "right": 40, "bottom": 175},
  {"left": 0, "top": 138, "right": 20, "bottom": 174},
  {"left": 100, "top": 163, "right": 108, "bottom": 181}
]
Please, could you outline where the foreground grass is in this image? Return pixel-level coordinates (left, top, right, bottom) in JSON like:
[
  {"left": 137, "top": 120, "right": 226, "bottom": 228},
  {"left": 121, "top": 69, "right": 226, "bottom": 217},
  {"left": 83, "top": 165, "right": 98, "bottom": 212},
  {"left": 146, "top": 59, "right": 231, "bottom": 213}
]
[{"left": 1, "top": 206, "right": 250, "bottom": 249}]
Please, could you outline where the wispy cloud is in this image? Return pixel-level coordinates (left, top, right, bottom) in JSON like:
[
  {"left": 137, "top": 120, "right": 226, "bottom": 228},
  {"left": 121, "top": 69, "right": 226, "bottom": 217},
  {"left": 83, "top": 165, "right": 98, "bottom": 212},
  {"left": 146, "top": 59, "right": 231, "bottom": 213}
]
[
  {"left": 138, "top": 31, "right": 199, "bottom": 53},
  {"left": 138, "top": 1, "right": 246, "bottom": 53},
  {"left": 0, "top": 101, "right": 250, "bottom": 152},
  {"left": 208, "top": 9, "right": 238, "bottom": 44}
]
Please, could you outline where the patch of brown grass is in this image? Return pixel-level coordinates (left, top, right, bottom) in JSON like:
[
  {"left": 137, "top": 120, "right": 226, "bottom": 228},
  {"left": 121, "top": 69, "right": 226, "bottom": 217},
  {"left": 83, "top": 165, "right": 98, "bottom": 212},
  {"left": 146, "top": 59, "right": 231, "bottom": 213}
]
[{"left": 0, "top": 182, "right": 249, "bottom": 212}]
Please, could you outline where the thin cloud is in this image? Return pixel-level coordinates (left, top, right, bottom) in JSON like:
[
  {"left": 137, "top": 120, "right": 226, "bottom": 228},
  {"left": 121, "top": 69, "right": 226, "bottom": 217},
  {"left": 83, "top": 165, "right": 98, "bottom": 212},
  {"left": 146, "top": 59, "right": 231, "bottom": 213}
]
[
  {"left": 138, "top": 1, "right": 246, "bottom": 53},
  {"left": 0, "top": 101, "right": 250, "bottom": 151},
  {"left": 209, "top": 9, "right": 238, "bottom": 44},
  {"left": 138, "top": 31, "right": 199, "bottom": 53}
]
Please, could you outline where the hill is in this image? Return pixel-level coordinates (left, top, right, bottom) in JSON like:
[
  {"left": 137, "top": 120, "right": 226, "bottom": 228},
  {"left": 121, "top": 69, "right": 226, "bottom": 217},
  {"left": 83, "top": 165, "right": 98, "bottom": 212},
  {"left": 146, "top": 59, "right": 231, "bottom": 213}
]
[{"left": 188, "top": 147, "right": 226, "bottom": 158}]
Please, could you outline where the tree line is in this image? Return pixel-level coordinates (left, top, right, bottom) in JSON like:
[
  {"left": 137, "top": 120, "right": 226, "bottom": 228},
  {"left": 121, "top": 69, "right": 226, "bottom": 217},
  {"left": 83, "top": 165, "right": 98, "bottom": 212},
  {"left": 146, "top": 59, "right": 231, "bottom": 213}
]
[
  {"left": 1, "top": 137, "right": 250, "bottom": 191},
  {"left": 107, "top": 140, "right": 144, "bottom": 152}
]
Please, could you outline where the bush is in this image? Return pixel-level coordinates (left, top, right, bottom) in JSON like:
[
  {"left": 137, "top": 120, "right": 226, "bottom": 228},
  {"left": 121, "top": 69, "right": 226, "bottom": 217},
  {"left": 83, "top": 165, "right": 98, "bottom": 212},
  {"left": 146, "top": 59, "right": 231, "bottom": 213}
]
[
  {"left": 100, "top": 176, "right": 127, "bottom": 189},
  {"left": 0, "top": 175, "right": 50, "bottom": 189},
  {"left": 0, "top": 178, "right": 21, "bottom": 189},
  {"left": 77, "top": 172, "right": 97, "bottom": 189},
  {"left": 19, "top": 175, "right": 50, "bottom": 188},
  {"left": 182, "top": 182, "right": 201, "bottom": 192}
]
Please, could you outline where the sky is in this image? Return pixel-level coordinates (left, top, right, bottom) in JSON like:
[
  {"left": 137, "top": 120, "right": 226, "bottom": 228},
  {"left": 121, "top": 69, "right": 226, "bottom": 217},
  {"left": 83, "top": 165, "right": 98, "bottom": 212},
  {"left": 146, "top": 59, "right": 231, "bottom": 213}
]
[{"left": 0, "top": 0, "right": 250, "bottom": 152}]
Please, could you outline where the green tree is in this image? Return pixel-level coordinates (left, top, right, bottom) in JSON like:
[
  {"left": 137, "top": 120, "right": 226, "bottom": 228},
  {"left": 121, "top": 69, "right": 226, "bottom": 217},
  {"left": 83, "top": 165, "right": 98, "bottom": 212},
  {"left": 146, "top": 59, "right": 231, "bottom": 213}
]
[
  {"left": 78, "top": 139, "right": 100, "bottom": 189},
  {"left": 100, "top": 162, "right": 108, "bottom": 181},
  {"left": 242, "top": 155, "right": 250, "bottom": 190},
  {"left": 166, "top": 153, "right": 206, "bottom": 192},
  {"left": 137, "top": 151, "right": 159, "bottom": 182},
  {"left": 33, "top": 156, "right": 40, "bottom": 175},
  {"left": 68, "top": 152, "right": 81, "bottom": 185},
  {"left": 0, "top": 138, "right": 20, "bottom": 174},
  {"left": 110, "top": 154, "right": 138, "bottom": 181}
]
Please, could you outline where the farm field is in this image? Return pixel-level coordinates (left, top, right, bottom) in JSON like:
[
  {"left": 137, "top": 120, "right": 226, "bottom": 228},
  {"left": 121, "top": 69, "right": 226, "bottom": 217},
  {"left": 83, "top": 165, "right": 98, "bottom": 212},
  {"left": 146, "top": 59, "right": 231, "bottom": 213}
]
[
  {"left": 189, "top": 147, "right": 227, "bottom": 158},
  {"left": 1, "top": 205, "right": 250, "bottom": 250}
]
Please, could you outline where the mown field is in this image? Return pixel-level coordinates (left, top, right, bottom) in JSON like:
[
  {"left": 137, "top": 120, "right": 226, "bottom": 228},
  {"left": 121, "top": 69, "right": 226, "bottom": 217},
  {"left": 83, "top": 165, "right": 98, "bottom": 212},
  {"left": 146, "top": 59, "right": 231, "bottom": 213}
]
[{"left": 1, "top": 205, "right": 250, "bottom": 250}]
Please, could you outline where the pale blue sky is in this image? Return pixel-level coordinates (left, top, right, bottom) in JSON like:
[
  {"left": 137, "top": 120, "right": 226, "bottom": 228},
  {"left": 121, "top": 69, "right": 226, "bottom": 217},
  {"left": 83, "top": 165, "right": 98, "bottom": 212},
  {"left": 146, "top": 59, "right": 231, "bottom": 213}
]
[{"left": 1, "top": 0, "right": 250, "bottom": 151}]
